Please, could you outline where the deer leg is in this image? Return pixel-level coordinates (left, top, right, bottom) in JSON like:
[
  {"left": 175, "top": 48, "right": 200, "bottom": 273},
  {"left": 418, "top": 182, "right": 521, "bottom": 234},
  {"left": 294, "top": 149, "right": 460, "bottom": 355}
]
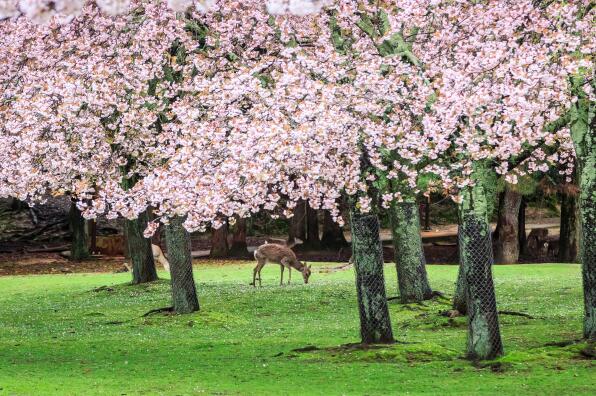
[
  {"left": 253, "top": 259, "right": 265, "bottom": 287},
  {"left": 280, "top": 265, "right": 284, "bottom": 286}
]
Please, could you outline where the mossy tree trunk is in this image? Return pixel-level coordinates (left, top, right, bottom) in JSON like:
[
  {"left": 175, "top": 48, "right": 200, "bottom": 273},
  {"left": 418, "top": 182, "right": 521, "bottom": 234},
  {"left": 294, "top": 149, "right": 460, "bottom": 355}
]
[
  {"left": 68, "top": 202, "right": 89, "bottom": 261},
  {"left": 389, "top": 200, "right": 433, "bottom": 303},
  {"left": 210, "top": 223, "right": 229, "bottom": 258},
  {"left": 165, "top": 216, "right": 199, "bottom": 314},
  {"left": 350, "top": 210, "right": 394, "bottom": 344},
  {"left": 558, "top": 186, "right": 579, "bottom": 263},
  {"left": 569, "top": 80, "right": 595, "bottom": 341},
  {"left": 459, "top": 163, "right": 503, "bottom": 360},
  {"left": 321, "top": 210, "right": 348, "bottom": 249},
  {"left": 494, "top": 188, "right": 522, "bottom": 264},
  {"left": 125, "top": 210, "right": 158, "bottom": 284}
]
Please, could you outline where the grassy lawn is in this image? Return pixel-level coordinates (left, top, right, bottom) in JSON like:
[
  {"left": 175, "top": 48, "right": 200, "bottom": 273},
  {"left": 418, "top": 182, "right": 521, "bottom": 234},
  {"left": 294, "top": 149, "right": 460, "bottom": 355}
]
[{"left": 0, "top": 262, "right": 593, "bottom": 395}]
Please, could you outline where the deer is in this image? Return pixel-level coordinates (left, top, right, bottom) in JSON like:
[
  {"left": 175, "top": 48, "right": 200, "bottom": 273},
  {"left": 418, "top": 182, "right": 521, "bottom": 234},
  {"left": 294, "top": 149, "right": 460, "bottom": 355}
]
[{"left": 252, "top": 242, "right": 311, "bottom": 287}]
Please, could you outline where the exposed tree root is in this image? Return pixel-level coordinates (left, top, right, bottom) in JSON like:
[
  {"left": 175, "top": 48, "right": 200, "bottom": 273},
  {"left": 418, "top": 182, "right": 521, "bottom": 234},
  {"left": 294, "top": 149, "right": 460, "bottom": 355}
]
[
  {"left": 142, "top": 306, "right": 174, "bottom": 317},
  {"left": 497, "top": 310, "right": 535, "bottom": 319}
]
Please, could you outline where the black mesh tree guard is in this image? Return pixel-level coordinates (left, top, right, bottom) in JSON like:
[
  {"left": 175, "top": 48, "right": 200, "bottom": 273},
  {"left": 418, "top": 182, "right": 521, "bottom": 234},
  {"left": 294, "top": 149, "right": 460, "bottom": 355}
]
[
  {"left": 350, "top": 210, "right": 394, "bottom": 344},
  {"left": 165, "top": 216, "right": 200, "bottom": 314},
  {"left": 389, "top": 201, "right": 433, "bottom": 303}
]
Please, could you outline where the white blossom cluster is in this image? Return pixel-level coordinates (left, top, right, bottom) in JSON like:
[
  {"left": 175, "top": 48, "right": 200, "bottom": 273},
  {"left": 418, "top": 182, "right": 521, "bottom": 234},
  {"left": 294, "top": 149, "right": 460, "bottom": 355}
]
[{"left": 0, "top": 0, "right": 325, "bottom": 23}]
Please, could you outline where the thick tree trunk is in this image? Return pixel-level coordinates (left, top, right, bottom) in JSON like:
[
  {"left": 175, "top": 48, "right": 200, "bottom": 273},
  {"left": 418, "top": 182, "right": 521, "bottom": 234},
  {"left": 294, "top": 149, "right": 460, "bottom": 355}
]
[
  {"left": 321, "top": 210, "right": 348, "bottom": 249},
  {"left": 165, "top": 216, "right": 200, "bottom": 314},
  {"left": 389, "top": 201, "right": 433, "bottom": 303},
  {"left": 304, "top": 205, "right": 320, "bottom": 249},
  {"left": 229, "top": 217, "right": 250, "bottom": 257},
  {"left": 459, "top": 164, "right": 503, "bottom": 360},
  {"left": 125, "top": 210, "right": 158, "bottom": 284},
  {"left": 494, "top": 188, "right": 522, "bottom": 264},
  {"left": 68, "top": 202, "right": 89, "bottom": 261},
  {"left": 350, "top": 210, "right": 394, "bottom": 344},
  {"left": 569, "top": 86, "right": 595, "bottom": 341},
  {"left": 518, "top": 198, "right": 527, "bottom": 257},
  {"left": 558, "top": 187, "right": 579, "bottom": 263},
  {"left": 210, "top": 223, "right": 229, "bottom": 258}
]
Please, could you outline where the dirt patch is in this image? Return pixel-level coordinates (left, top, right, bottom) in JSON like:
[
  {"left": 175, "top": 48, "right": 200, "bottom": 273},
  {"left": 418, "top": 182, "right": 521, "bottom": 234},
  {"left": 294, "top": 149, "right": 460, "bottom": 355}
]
[{"left": 0, "top": 253, "right": 127, "bottom": 276}]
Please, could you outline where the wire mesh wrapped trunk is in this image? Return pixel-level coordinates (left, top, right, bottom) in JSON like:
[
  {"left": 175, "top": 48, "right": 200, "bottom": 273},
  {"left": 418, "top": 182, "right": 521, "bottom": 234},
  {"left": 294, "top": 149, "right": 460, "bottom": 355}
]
[
  {"left": 389, "top": 201, "right": 433, "bottom": 303},
  {"left": 458, "top": 164, "right": 503, "bottom": 360},
  {"left": 569, "top": 88, "right": 596, "bottom": 341},
  {"left": 125, "top": 210, "right": 158, "bottom": 284},
  {"left": 165, "top": 216, "right": 199, "bottom": 314},
  {"left": 68, "top": 202, "right": 89, "bottom": 261},
  {"left": 452, "top": 259, "right": 467, "bottom": 315},
  {"left": 350, "top": 211, "right": 394, "bottom": 344}
]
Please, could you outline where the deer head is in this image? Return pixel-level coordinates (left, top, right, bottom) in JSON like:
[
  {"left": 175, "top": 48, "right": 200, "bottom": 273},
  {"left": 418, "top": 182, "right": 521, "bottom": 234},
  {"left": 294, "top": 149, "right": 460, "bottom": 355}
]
[{"left": 301, "top": 262, "right": 312, "bottom": 284}]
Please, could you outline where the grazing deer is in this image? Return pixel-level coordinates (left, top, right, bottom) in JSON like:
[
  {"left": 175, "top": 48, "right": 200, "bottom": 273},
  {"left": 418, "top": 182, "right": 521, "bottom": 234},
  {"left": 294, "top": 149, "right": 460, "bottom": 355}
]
[{"left": 252, "top": 243, "right": 311, "bottom": 287}]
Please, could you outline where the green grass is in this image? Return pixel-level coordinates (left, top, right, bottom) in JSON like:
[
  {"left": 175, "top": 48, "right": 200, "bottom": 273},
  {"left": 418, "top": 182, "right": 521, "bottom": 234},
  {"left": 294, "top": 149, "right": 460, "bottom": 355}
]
[{"left": 0, "top": 263, "right": 593, "bottom": 395}]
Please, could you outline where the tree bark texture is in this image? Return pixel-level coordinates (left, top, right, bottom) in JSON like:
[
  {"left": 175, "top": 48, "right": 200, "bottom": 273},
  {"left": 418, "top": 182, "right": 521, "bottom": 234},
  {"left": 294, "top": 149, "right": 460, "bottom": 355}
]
[
  {"left": 389, "top": 201, "right": 433, "bottom": 303},
  {"left": 453, "top": 256, "right": 467, "bottom": 315},
  {"left": 68, "top": 202, "right": 90, "bottom": 261},
  {"left": 494, "top": 188, "right": 522, "bottom": 264},
  {"left": 518, "top": 198, "right": 527, "bottom": 257},
  {"left": 210, "top": 222, "right": 229, "bottom": 258},
  {"left": 350, "top": 210, "right": 394, "bottom": 344},
  {"left": 459, "top": 163, "right": 504, "bottom": 360},
  {"left": 304, "top": 205, "right": 320, "bottom": 249},
  {"left": 229, "top": 217, "right": 250, "bottom": 257},
  {"left": 289, "top": 200, "right": 307, "bottom": 243},
  {"left": 559, "top": 188, "right": 579, "bottom": 263},
  {"left": 165, "top": 216, "right": 200, "bottom": 314},
  {"left": 125, "top": 210, "right": 158, "bottom": 284},
  {"left": 568, "top": 83, "right": 595, "bottom": 341}
]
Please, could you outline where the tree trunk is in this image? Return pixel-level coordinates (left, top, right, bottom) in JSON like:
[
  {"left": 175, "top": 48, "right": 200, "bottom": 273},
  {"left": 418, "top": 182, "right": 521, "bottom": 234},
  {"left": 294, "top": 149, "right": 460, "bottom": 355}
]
[
  {"left": 518, "top": 197, "right": 527, "bottom": 257},
  {"left": 494, "top": 188, "right": 522, "bottom": 264},
  {"left": 304, "top": 205, "right": 320, "bottom": 249},
  {"left": 229, "top": 217, "right": 250, "bottom": 257},
  {"left": 350, "top": 210, "right": 394, "bottom": 344},
  {"left": 210, "top": 223, "right": 229, "bottom": 258},
  {"left": 568, "top": 84, "right": 595, "bottom": 341},
  {"left": 453, "top": 258, "right": 467, "bottom": 315},
  {"left": 558, "top": 187, "right": 579, "bottom": 263},
  {"left": 125, "top": 210, "right": 158, "bottom": 284},
  {"left": 320, "top": 210, "right": 348, "bottom": 249},
  {"left": 389, "top": 201, "right": 433, "bottom": 303},
  {"left": 459, "top": 163, "right": 503, "bottom": 360},
  {"left": 289, "top": 200, "right": 307, "bottom": 244},
  {"left": 165, "top": 216, "right": 200, "bottom": 314},
  {"left": 68, "top": 202, "right": 89, "bottom": 261}
]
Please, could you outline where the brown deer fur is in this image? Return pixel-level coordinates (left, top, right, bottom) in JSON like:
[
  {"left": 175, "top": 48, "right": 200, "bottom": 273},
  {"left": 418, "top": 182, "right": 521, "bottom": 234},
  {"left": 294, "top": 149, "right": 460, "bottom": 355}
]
[{"left": 252, "top": 243, "right": 311, "bottom": 286}]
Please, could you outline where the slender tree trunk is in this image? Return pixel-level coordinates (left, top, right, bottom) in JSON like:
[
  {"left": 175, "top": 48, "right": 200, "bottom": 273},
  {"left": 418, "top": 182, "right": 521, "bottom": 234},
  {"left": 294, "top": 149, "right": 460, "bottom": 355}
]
[
  {"left": 229, "top": 217, "right": 250, "bottom": 257},
  {"left": 125, "top": 210, "right": 158, "bottom": 284},
  {"left": 494, "top": 187, "right": 522, "bottom": 264},
  {"left": 518, "top": 197, "right": 527, "bottom": 257},
  {"left": 559, "top": 186, "right": 579, "bottom": 263},
  {"left": 165, "top": 216, "right": 199, "bottom": 314},
  {"left": 320, "top": 210, "right": 348, "bottom": 249},
  {"left": 459, "top": 163, "right": 503, "bottom": 360},
  {"left": 69, "top": 202, "right": 90, "bottom": 261},
  {"left": 568, "top": 85, "right": 595, "bottom": 341},
  {"left": 88, "top": 219, "right": 97, "bottom": 255},
  {"left": 389, "top": 200, "right": 433, "bottom": 303},
  {"left": 210, "top": 223, "right": 229, "bottom": 258},
  {"left": 350, "top": 210, "right": 394, "bottom": 344},
  {"left": 304, "top": 205, "right": 320, "bottom": 249}
]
